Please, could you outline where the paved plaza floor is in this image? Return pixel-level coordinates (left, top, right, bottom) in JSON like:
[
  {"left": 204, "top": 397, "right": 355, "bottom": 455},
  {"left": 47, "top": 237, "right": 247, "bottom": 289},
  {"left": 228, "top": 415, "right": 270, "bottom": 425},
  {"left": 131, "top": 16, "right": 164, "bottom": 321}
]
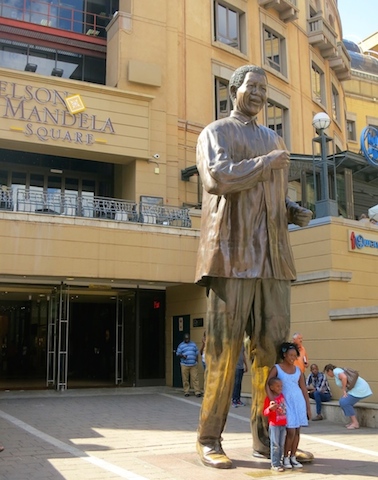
[{"left": 0, "top": 386, "right": 377, "bottom": 479}]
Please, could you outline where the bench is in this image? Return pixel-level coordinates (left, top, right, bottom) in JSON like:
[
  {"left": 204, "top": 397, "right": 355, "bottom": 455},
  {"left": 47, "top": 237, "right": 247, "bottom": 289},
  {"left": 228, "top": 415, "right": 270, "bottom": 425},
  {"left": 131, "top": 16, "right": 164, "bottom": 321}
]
[
  {"left": 309, "top": 399, "right": 378, "bottom": 428},
  {"left": 240, "top": 395, "right": 378, "bottom": 428}
]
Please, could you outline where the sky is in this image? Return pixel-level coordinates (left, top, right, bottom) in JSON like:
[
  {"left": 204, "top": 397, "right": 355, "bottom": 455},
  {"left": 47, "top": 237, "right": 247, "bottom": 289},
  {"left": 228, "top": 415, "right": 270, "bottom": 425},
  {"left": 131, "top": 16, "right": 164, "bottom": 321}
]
[{"left": 338, "top": 0, "right": 378, "bottom": 43}]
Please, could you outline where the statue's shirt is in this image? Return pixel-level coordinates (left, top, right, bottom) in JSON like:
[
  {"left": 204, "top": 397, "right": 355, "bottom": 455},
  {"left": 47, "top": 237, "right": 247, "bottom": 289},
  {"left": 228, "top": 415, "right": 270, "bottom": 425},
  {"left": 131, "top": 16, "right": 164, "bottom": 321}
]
[{"left": 195, "top": 110, "right": 297, "bottom": 285}]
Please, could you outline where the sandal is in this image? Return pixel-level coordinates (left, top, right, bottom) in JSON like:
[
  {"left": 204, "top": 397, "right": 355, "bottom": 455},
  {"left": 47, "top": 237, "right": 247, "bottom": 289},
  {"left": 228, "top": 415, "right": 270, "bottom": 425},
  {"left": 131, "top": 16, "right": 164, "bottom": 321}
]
[{"left": 346, "top": 424, "right": 359, "bottom": 429}]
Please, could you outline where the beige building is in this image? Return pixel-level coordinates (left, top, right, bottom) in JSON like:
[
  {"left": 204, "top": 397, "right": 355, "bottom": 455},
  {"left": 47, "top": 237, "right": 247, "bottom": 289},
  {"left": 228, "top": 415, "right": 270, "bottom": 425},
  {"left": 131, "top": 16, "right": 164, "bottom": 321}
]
[{"left": 0, "top": 0, "right": 377, "bottom": 403}]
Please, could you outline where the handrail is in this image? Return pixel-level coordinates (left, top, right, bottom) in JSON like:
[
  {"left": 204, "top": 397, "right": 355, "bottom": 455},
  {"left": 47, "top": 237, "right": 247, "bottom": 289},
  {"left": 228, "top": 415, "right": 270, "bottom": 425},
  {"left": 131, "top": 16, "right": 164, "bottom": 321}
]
[
  {"left": 0, "top": 0, "right": 111, "bottom": 38},
  {"left": 0, "top": 188, "right": 192, "bottom": 228}
]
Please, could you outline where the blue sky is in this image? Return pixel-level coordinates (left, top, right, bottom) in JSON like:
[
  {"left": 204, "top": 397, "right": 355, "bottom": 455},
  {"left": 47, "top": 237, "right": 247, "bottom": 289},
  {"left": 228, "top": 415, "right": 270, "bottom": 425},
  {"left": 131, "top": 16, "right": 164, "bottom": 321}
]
[{"left": 338, "top": 0, "right": 378, "bottom": 42}]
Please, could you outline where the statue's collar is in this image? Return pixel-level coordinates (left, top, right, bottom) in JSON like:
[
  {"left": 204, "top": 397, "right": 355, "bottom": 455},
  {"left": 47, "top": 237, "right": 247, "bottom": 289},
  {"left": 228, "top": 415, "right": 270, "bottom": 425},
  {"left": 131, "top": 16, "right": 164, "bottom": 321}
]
[{"left": 231, "top": 110, "right": 258, "bottom": 125}]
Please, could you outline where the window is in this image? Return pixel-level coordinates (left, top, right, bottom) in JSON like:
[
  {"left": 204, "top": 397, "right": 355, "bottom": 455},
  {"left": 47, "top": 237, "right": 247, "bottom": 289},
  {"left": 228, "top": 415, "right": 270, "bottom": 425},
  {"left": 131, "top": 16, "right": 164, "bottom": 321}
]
[
  {"left": 0, "top": 0, "right": 119, "bottom": 38},
  {"left": 311, "top": 62, "right": 326, "bottom": 105},
  {"left": 214, "top": 1, "right": 244, "bottom": 52},
  {"left": 331, "top": 84, "right": 340, "bottom": 123},
  {"left": 266, "top": 101, "right": 284, "bottom": 138},
  {"left": 266, "top": 87, "right": 291, "bottom": 147},
  {"left": 263, "top": 27, "right": 286, "bottom": 76},
  {"left": 215, "top": 78, "right": 231, "bottom": 119},
  {"left": 346, "top": 120, "right": 356, "bottom": 142},
  {"left": 0, "top": 39, "right": 105, "bottom": 84}
]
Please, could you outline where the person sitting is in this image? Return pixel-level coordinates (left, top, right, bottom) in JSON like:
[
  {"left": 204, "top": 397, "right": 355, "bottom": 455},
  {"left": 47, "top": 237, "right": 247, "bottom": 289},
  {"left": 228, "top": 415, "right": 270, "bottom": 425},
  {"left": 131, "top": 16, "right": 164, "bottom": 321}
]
[{"left": 306, "top": 364, "right": 332, "bottom": 420}]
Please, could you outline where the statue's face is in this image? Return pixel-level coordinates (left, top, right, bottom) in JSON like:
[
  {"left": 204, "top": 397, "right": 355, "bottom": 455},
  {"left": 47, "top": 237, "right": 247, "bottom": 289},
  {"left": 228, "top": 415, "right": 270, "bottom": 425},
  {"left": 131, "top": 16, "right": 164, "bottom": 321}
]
[{"left": 234, "top": 71, "right": 267, "bottom": 117}]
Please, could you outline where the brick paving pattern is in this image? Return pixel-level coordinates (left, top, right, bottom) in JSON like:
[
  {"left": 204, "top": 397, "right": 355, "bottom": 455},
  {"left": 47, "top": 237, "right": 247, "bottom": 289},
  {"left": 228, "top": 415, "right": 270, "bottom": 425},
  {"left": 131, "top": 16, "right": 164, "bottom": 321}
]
[{"left": 0, "top": 387, "right": 377, "bottom": 479}]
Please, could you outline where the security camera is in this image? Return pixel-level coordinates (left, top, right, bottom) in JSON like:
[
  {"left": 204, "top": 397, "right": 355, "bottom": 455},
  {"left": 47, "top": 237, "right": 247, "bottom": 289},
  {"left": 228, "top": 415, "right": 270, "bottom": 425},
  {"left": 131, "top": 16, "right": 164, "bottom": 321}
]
[{"left": 153, "top": 153, "right": 160, "bottom": 159}]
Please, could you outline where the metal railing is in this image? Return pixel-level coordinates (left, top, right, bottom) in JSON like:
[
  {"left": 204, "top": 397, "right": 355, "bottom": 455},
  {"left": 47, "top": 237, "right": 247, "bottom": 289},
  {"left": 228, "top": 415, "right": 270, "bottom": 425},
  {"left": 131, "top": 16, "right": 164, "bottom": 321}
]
[
  {"left": 307, "top": 14, "right": 337, "bottom": 50},
  {"left": 0, "top": 0, "right": 111, "bottom": 38},
  {"left": 0, "top": 188, "right": 192, "bottom": 228}
]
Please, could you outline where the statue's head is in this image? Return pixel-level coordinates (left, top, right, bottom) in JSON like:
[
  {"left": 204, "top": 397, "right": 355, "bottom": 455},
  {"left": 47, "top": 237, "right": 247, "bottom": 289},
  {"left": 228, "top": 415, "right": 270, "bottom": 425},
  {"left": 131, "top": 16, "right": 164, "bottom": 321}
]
[{"left": 229, "top": 65, "right": 267, "bottom": 117}]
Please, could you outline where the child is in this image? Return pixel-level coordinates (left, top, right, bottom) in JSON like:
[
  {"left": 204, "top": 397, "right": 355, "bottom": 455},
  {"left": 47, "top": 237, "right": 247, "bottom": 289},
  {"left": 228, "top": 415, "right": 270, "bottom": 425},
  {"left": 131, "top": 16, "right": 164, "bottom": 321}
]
[
  {"left": 263, "top": 377, "right": 287, "bottom": 472},
  {"left": 266, "top": 342, "right": 311, "bottom": 470}
]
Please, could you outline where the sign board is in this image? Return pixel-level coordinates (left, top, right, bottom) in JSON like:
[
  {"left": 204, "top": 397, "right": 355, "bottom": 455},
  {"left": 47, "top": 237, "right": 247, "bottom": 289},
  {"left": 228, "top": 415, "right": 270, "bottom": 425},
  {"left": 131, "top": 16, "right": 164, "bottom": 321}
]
[
  {"left": 348, "top": 229, "right": 378, "bottom": 256},
  {"left": 192, "top": 317, "right": 204, "bottom": 328}
]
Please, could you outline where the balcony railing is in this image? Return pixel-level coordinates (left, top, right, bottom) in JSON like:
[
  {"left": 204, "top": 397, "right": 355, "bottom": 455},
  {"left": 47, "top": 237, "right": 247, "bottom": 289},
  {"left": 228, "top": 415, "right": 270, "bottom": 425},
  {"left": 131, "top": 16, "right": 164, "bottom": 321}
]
[
  {"left": 0, "top": 189, "right": 192, "bottom": 228},
  {"left": 0, "top": 0, "right": 111, "bottom": 38},
  {"left": 329, "top": 41, "right": 352, "bottom": 81},
  {"left": 307, "top": 14, "right": 337, "bottom": 58},
  {"left": 258, "top": 0, "right": 299, "bottom": 23}
]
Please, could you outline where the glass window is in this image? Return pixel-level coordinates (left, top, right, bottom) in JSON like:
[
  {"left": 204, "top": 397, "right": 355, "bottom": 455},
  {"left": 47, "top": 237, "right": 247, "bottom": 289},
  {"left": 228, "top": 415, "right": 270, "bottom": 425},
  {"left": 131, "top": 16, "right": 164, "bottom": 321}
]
[
  {"left": 0, "top": 0, "right": 118, "bottom": 36},
  {"left": 266, "top": 100, "right": 290, "bottom": 146},
  {"left": 81, "top": 180, "right": 95, "bottom": 217},
  {"left": 267, "top": 101, "right": 284, "bottom": 138},
  {"left": 0, "top": 171, "right": 8, "bottom": 187},
  {"left": 215, "top": 1, "right": 241, "bottom": 50},
  {"left": 264, "top": 27, "right": 286, "bottom": 75},
  {"left": 0, "top": 40, "right": 105, "bottom": 85},
  {"left": 311, "top": 62, "right": 326, "bottom": 105},
  {"left": 30, "top": 174, "right": 44, "bottom": 188},
  {"left": 347, "top": 120, "right": 357, "bottom": 141},
  {"left": 83, "top": 55, "right": 106, "bottom": 84},
  {"left": 11, "top": 172, "right": 27, "bottom": 209},
  {"left": 331, "top": 84, "right": 340, "bottom": 123},
  {"left": 215, "top": 78, "right": 231, "bottom": 119}
]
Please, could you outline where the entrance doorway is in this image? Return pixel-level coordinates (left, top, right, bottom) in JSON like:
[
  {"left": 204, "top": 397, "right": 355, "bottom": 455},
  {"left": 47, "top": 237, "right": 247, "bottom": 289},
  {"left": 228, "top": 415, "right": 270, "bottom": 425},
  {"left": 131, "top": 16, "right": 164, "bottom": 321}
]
[{"left": 0, "top": 285, "right": 166, "bottom": 390}]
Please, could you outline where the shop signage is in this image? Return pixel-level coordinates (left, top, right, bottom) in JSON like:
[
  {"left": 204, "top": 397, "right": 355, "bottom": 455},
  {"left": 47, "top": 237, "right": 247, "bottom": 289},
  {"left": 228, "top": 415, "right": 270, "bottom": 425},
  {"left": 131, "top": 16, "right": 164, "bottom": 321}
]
[
  {"left": 349, "top": 230, "right": 378, "bottom": 256},
  {"left": 0, "top": 81, "right": 115, "bottom": 145}
]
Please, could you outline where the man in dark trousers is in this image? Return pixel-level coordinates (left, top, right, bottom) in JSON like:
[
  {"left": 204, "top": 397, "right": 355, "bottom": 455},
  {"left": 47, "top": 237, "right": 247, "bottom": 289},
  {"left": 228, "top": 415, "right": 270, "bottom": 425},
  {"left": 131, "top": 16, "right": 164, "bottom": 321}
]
[{"left": 195, "top": 64, "right": 312, "bottom": 469}]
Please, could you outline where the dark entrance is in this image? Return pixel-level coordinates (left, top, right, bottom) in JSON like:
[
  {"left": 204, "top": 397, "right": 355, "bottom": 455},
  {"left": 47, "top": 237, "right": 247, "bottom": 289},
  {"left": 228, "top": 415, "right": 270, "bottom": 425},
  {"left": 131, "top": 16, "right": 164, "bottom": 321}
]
[
  {"left": 0, "top": 286, "right": 167, "bottom": 390},
  {"left": 68, "top": 301, "right": 116, "bottom": 384}
]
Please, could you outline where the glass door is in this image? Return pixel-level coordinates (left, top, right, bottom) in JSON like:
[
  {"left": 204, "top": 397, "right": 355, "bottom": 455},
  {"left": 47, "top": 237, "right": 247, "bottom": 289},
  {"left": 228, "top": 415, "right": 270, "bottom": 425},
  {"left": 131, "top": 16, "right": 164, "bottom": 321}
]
[
  {"left": 115, "top": 295, "right": 125, "bottom": 385},
  {"left": 46, "top": 284, "right": 70, "bottom": 390},
  {"left": 46, "top": 291, "right": 58, "bottom": 387}
]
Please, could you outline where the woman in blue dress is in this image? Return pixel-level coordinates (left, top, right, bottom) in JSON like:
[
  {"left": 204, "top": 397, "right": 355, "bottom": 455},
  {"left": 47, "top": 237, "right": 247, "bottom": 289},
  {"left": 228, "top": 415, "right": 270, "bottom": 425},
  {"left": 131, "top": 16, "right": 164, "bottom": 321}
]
[{"left": 266, "top": 342, "right": 311, "bottom": 470}]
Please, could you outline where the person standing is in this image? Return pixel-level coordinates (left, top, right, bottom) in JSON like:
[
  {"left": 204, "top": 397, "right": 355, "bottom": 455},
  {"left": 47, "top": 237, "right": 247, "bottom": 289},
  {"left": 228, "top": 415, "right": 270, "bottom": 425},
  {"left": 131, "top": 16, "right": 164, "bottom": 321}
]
[
  {"left": 232, "top": 345, "right": 248, "bottom": 407},
  {"left": 176, "top": 333, "right": 201, "bottom": 397},
  {"left": 263, "top": 377, "right": 287, "bottom": 472},
  {"left": 324, "top": 364, "right": 372, "bottom": 429},
  {"left": 195, "top": 64, "right": 313, "bottom": 469},
  {"left": 266, "top": 343, "right": 311, "bottom": 470},
  {"left": 200, "top": 331, "right": 206, "bottom": 370},
  {"left": 306, "top": 363, "right": 332, "bottom": 420},
  {"left": 292, "top": 333, "right": 308, "bottom": 374}
]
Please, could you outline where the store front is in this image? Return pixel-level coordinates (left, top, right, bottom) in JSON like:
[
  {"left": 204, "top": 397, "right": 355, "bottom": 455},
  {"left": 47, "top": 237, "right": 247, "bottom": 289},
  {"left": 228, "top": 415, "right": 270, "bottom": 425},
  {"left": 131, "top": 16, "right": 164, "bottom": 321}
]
[{"left": 0, "top": 284, "right": 166, "bottom": 390}]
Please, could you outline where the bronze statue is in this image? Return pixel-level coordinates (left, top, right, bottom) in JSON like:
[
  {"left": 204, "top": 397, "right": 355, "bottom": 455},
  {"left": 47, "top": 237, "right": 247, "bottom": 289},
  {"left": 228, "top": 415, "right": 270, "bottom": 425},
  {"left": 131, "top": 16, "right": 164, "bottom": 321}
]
[{"left": 195, "top": 65, "right": 313, "bottom": 469}]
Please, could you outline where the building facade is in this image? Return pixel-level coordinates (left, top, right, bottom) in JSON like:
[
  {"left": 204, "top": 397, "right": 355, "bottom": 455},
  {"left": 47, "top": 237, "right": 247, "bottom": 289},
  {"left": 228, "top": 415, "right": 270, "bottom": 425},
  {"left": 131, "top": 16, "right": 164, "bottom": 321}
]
[{"left": 0, "top": 0, "right": 377, "bottom": 402}]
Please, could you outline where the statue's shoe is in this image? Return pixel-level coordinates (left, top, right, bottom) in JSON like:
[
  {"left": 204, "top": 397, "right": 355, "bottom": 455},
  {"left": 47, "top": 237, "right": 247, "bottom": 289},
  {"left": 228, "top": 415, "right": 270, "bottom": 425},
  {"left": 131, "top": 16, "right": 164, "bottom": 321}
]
[
  {"left": 196, "top": 441, "right": 232, "bottom": 469},
  {"left": 296, "top": 449, "right": 314, "bottom": 463},
  {"left": 252, "top": 449, "right": 270, "bottom": 459}
]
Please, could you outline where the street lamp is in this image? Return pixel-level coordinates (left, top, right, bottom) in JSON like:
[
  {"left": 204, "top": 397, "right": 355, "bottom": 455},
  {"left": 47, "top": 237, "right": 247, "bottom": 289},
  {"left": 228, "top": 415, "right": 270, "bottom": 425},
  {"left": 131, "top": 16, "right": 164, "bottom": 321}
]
[{"left": 312, "top": 113, "right": 338, "bottom": 218}]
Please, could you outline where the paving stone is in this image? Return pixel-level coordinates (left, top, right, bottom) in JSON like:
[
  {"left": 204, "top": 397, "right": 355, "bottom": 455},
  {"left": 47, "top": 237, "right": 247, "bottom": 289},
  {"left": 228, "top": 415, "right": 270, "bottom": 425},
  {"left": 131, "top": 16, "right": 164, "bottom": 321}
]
[{"left": 0, "top": 387, "right": 377, "bottom": 479}]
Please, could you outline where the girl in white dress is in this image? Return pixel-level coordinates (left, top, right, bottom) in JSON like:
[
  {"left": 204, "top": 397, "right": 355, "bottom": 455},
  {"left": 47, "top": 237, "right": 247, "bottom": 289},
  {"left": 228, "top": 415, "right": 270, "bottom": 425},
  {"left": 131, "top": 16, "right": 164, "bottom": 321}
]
[{"left": 266, "top": 342, "right": 311, "bottom": 469}]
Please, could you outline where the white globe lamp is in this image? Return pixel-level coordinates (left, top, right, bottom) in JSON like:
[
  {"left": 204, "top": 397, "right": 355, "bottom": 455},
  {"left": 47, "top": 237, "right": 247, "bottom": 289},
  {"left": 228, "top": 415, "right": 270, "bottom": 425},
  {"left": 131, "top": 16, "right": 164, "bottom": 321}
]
[{"left": 312, "top": 112, "right": 331, "bottom": 131}]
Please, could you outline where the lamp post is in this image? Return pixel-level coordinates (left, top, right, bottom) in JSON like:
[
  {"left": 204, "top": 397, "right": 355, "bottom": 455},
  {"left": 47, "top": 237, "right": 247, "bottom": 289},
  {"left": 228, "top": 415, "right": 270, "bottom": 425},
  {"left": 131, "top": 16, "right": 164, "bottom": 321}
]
[{"left": 312, "top": 113, "right": 338, "bottom": 218}]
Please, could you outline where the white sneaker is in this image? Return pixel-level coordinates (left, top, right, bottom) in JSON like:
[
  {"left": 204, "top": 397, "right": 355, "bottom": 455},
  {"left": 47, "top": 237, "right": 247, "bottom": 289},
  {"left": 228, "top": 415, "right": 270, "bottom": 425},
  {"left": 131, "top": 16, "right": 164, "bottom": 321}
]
[
  {"left": 271, "top": 465, "right": 285, "bottom": 472},
  {"left": 290, "top": 456, "right": 303, "bottom": 469},
  {"left": 283, "top": 457, "right": 292, "bottom": 469}
]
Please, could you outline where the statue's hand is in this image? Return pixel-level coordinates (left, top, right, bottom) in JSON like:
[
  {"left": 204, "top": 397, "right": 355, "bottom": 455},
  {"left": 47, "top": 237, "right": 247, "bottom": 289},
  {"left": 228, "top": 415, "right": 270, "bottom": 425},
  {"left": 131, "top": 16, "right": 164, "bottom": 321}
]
[
  {"left": 293, "top": 207, "right": 312, "bottom": 227},
  {"left": 266, "top": 150, "right": 290, "bottom": 170}
]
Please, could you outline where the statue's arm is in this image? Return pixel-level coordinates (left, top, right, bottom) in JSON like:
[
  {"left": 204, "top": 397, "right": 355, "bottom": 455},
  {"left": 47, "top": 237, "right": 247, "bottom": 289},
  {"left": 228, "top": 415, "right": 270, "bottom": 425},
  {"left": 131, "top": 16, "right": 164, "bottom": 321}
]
[{"left": 196, "top": 128, "right": 272, "bottom": 195}]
